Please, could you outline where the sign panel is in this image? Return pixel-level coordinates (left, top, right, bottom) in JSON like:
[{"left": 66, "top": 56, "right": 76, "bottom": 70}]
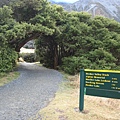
[
  {"left": 85, "top": 70, "right": 120, "bottom": 91},
  {"left": 79, "top": 69, "right": 120, "bottom": 112}
]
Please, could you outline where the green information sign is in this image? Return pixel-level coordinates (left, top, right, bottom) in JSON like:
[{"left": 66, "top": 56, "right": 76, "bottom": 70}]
[{"left": 79, "top": 69, "right": 120, "bottom": 112}]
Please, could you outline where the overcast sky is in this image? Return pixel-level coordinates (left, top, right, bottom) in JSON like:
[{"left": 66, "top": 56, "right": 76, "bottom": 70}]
[{"left": 53, "top": 0, "right": 78, "bottom": 3}]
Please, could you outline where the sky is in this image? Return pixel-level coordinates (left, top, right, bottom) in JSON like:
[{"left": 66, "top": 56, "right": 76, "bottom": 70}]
[{"left": 52, "top": 0, "right": 78, "bottom": 3}]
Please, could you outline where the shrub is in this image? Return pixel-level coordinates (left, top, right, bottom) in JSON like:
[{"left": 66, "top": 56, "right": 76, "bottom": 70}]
[
  {"left": 88, "top": 49, "right": 116, "bottom": 69},
  {"left": 0, "top": 47, "right": 18, "bottom": 72},
  {"left": 61, "top": 51, "right": 116, "bottom": 75},
  {"left": 19, "top": 53, "right": 36, "bottom": 62},
  {"left": 61, "top": 56, "right": 91, "bottom": 75}
]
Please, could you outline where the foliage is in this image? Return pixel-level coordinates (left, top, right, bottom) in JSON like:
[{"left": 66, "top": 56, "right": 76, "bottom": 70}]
[
  {"left": 61, "top": 56, "right": 91, "bottom": 75},
  {"left": 35, "top": 5, "right": 66, "bottom": 69},
  {"left": 59, "top": 13, "right": 120, "bottom": 74},
  {"left": 0, "top": 6, "right": 18, "bottom": 72},
  {"left": 19, "top": 53, "right": 36, "bottom": 63},
  {"left": 1, "top": 1, "right": 120, "bottom": 75},
  {"left": 0, "top": 1, "right": 54, "bottom": 72},
  {"left": 0, "top": 47, "right": 18, "bottom": 72}
]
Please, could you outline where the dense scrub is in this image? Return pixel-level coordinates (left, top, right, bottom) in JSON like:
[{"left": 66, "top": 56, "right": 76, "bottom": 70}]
[
  {"left": 0, "top": 6, "right": 18, "bottom": 72},
  {"left": 19, "top": 53, "right": 36, "bottom": 63},
  {"left": 1, "top": 0, "right": 120, "bottom": 74},
  {"left": 36, "top": 12, "right": 120, "bottom": 74}
]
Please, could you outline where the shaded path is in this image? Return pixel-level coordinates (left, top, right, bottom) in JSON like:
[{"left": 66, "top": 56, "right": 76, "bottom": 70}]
[{"left": 0, "top": 62, "right": 63, "bottom": 120}]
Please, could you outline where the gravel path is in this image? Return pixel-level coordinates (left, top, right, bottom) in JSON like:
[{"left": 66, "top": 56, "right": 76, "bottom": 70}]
[{"left": 0, "top": 62, "right": 63, "bottom": 120}]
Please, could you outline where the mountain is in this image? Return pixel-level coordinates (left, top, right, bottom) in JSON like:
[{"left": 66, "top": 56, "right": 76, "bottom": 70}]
[
  {"left": 49, "top": 0, "right": 69, "bottom": 6},
  {"left": 54, "top": 0, "right": 120, "bottom": 22}
]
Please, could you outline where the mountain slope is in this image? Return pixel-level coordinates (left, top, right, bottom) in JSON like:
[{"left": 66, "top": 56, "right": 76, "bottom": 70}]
[{"left": 56, "top": 0, "right": 120, "bottom": 22}]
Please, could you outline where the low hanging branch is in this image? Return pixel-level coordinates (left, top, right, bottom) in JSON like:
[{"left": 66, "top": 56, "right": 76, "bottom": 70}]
[
  {"left": 16, "top": 33, "right": 40, "bottom": 52},
  {"left": 9, "top": 32, "right": 40, "bottom": 52}
]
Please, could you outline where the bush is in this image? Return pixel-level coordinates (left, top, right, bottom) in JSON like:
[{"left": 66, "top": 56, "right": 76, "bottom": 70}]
[
  {"left": 61, "top": 51, "right": 117, "bottom": 75},
  {"left": 19, "top": 53, "right": 36, "bottom": 62},
  {"left": 0, "top": 47, "right": 18, "bottom": 72},
  {"left": 88, "top": 49, "right": 116, "bottom": 69},
  {"left": 61, "top": 56, "right": 91, "bottom": 75}
]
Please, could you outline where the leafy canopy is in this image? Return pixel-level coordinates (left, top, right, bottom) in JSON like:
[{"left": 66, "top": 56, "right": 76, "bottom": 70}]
[{"left": 1, "top": 0, "right": 120, "bottom": 74}]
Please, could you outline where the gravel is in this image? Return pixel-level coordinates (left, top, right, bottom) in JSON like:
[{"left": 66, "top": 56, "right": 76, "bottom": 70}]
[{"left": 0, "top": 62, "right": 63, "bottom": 120}]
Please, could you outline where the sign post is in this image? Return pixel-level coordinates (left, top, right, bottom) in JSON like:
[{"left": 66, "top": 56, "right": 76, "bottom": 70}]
[
  {"left": 79, "top": 69, "right": 85, "bottom": 111},
  {"left": 79, "top": 69, "right": 120, "bottom": 112}
]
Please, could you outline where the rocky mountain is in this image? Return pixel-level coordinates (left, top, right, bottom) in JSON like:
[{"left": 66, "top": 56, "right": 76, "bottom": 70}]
[{"left": 52, "top": 0, "right": 120, "bottom": 22}]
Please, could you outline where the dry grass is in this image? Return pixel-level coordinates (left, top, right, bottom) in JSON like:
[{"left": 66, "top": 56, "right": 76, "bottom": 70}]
[
  {"left": 30, "top": 74, "right": 120, "bottom": 120},
  {"left": 0, "top": 72, "right": 19, "bottom": 86}
]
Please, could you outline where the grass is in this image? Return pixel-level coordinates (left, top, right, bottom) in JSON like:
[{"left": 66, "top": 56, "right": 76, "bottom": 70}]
[
  {"left": 0, "top": 72, "right": 20, "bottom": 86},
  {"left": 30, "top": 73, "right": 120, "bottom": 120}
]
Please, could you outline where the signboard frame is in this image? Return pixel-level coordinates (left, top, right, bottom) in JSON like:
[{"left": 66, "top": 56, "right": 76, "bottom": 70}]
[{"left": 79, "top": 69, "right": 120, "bottom": 112}]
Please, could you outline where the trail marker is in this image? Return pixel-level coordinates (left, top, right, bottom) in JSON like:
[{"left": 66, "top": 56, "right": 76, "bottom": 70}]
[{"left": 79, "top": 69, "right": 120, "bottom": 112}]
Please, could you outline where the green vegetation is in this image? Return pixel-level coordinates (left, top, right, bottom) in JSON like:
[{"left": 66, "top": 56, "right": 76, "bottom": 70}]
[
  {"left": 1, "top": 0, "right": 120, "bottom": 74},
  {"left": 19, "top": 53, "right": 36, "bottom": 62},
  {"left": 0, "top": 6, "right": 18, "bottom": 72}
]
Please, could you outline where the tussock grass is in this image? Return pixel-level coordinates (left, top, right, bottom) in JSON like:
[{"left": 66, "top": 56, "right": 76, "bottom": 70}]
[
  {"left": 0, "top": 72, "right": 19, "bottom": 86},
  {"left": 30, "top": 73, "right": 120, "bottom": 120}
]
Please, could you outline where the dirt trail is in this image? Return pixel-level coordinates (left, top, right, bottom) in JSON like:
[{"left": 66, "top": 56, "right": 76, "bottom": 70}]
[{"left": 0, "top": 62, "right": 63, "bottom": 120}]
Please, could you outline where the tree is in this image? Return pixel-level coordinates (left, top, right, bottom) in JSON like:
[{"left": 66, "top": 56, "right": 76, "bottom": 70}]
[
  {"left": 61, "top": 14, "right": 120, "bottom": 74},
  {"left": 35, "top": 5, "right": 67, "bottom": 69},
  {"left": 1, "top": 1, "right": 120, "bottom": 75},
  {"left": 9, "top": 0, "right": 54, "bottom": 52},
  {"left": 0, "top": 6, "right": 18, "bottom": 72}
]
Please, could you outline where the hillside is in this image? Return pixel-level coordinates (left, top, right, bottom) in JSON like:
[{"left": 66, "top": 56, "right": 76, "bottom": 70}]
[{"left": 51, "top": 0, "right": 120, "bottom": 22}]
